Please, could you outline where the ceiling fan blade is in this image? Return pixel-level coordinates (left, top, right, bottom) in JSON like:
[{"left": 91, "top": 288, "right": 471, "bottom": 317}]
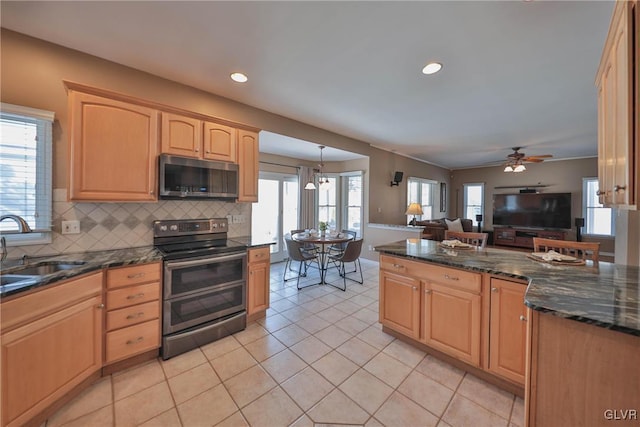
[
  {"left": 526, "top": 154, "right": 553, "bottom": 158},
  {"left": 523, "top": 157, "right": 544, "bottom": 163}
]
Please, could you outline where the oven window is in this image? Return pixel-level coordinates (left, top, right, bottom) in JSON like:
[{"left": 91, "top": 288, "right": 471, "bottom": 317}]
[
  {"left": 168, "top": 283, "right": 245, "bottom": 330},
  {"left": 168, "top": 257, "right": 244, "bottom": 297}
]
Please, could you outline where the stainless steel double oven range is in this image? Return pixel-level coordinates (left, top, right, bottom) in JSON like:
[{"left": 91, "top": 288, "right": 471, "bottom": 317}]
[{"left": 153, "top": 218, "right": 247, "bottom": 360}]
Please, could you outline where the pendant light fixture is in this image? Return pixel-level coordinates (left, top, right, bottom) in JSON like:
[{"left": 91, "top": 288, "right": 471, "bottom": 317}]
[{"left": 305, "top": 146, "right": 331, "bottom": 190}]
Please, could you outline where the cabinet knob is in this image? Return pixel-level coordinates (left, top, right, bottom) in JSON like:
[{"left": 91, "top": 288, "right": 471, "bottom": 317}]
[
  {"left": 206, "top": 151, "right": 210, "bottom": 154},
  {"left": 392, "top": 264, "right": 405, "bottom": 269},
  {"left": 424, "top": 289, "right": 432, "bottom": 294},
  {"left": 596, "top": 190, "right": 605, "bottom": 196},
  {"left": 97, "top": 303, "right": 105, "bottom": 309},
  {"left": 444, "top": 274, "right": 459, "bottom": 281},
  {"left": 519, "top": 315, "right": 527, "bottom": 322},
  {"left": 412, "top": 286, "right": 418, "bottom": 291},
  {"left": 150, "top": 190, "right": 155, "bottom": 195},
  {"left": 491, "top": 287, "right": 498, "bottom": 292},
  {"left": 613, "top": 185, "right": 627, "bottom": 193},
  {"left": 250, "top": 271, "right": 253, "bottom": 275}
]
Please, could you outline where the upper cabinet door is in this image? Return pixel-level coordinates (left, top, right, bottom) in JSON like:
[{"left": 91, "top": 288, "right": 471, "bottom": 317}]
[
  {"left": 68, "top": 91, "right": 158, "bottom": 202},
  {"left": 161, "top": 113, "right": 203, "bottom": 158},
  {"left": 203, "top": 122, "right": 237, "bottom": 162},
  {"left": 595, "top": 1, "right": 636, "bottom": 208},
  {"left": 237, "top": 130, "right": 259, "bottom": 202}
]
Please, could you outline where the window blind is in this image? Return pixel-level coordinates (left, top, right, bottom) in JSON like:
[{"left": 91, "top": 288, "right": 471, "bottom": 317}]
[{"left": 0, "top": 103, "right": 54, "bottom": 242}]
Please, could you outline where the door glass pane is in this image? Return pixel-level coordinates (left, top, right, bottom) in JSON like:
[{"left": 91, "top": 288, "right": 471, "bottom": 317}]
[
  {"left": 252, "top": 179, "right": 279, "bottom": 251},
  {"left": 282, "top": 179, "right": 299, "bottom": 246}
]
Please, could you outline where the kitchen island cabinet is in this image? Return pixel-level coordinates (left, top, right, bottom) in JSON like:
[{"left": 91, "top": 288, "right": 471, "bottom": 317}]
[{"left": 0, "top": 272, "right": 103, "bottom": 427}]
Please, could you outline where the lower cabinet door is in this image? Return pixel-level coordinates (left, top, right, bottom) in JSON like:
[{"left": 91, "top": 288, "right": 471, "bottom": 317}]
[
  {"left": 248, "top": 261, "right": 269, "bottom": 316},
  {"left": 488, "top": 278, "right": 527, "bottom": 384},
  {"left": 422, "top": 282, "right": 481, "bottom": 366},
  {"left": 379, "top": 271, "right": 420, "bottom": 339},
  {"left": 1, "top": 295, "right": 103, "bottom": 427}
]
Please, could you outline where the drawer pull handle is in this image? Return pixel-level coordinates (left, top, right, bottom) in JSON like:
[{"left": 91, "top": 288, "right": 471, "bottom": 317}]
[
  {"left": 127, "top": 293, "right": 145, "bottom": 300},
  {"left": 614, "top": 185, "right": 627, "bottom": 193},
  {"left": 519, "top": 315, "right": 527, "bottom": 322},
  {"left": 412, "top": 286, "right": 418, "bottom": 291},
  {"left": 126, "top": 337, "right": 144, "bottom": 345},
  {"left": 126, "top": 312, "right": 145, "bottom": 320},
  {"left": 491, "top": 287, "right": 498, "bottom": 292},
  {"left": 596, "top": 190, "right": 605, "bottom": 196},
  {"left": 392, "top": 264, "right": 405, "bottom": 269},
  {"left": 127, "top": 272, "right": 145, "bottom": 279},
  {"left": 444, "top": 274, "right": 459, "bottom": 281}
]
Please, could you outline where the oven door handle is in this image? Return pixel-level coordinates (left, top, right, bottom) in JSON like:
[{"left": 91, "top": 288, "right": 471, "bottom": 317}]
[{"left": 165, "top": 251, "right": 246, "bottom": 269}]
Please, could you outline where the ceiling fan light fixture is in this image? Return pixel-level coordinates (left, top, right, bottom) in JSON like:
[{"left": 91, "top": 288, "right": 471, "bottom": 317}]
[
  {"left": 422, "top": 62, "right": 443, "bottom": 75},
  {"left": 503, "top": 165, "right": 514, "bottom": 172},
  {"left": 230, "top": 72, "right": 248, "bottom": 83},
  {"left": 514, "top": 164, "right": 526, "bottom": 172}
]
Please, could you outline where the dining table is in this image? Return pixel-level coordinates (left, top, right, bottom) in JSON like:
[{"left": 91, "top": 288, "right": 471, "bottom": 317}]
[{"left": 292, "top": 232, "right": 353, "bottom": 286}]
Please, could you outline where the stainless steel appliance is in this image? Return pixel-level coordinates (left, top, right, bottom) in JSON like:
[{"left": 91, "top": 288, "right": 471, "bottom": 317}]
[
  {"left": 154, "top": 218, "right": 247, "bottom": 360},
  {"left": 159, "top": 154, "right": 238, "bottom": 199}
]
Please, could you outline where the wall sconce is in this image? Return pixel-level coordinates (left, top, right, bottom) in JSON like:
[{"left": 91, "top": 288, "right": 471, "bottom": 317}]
[{"left": 390, "top": 171, "right": 404, "bottom": 186}]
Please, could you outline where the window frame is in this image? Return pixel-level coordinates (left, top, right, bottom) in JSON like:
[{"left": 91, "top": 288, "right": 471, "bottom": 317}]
[
  {"left": 463, "top": 183, "right": 484, "bottom": 226},
  {"left": 407, "top": 177, "right": 436, "bottom": 221},
  {"left": 0, "top": 103, "right": 54, "bottom": 246},
  {"left": 315, "top": 171, "right": 363, "bottom": 237},
  {"left": 582, "top": 177, "right": 615, "bottom": 237}
]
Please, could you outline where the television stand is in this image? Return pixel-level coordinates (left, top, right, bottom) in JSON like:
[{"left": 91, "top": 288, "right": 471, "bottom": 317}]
[{"left": 493, "top": 227, "right": 566, "bottom": 249}]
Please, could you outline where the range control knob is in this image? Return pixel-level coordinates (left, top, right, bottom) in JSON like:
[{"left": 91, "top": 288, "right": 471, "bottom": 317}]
[
  {"left": 170, "top": 225, "right": 178, "bottom": 231},
  {"left": 159, "top": 225, "right": 168, "bottom": 232},
  {"left": 212, "top": 223, "right": 218, "bottom": 229}
]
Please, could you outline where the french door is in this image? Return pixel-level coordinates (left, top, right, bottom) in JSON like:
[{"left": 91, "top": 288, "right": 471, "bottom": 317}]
[{"left": 251, "top": 172, "right": 299, "bottom": 262}]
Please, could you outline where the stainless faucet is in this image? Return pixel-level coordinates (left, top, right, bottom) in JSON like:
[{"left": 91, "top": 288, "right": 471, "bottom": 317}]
[{"left": 0, "top": 215, "right": 33, "bottom": 262}]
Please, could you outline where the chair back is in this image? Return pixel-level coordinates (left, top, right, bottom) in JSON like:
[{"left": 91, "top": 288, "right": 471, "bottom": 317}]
[
  {"left": 285, "top": 237, "right": 311, "bottom": 262},
  {"left": 533, "top": 238, "right": 600, "bottom": 262},
  {"left": 444, "top": 231, "right": 488, "bottom": 249},
  {"left": 339, "top": 239, "right": 364, "bottom": 263}
]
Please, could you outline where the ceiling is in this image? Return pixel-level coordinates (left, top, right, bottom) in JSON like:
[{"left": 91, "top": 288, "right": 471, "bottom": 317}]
[{"left": 1, "top": 1, "right": 613, "bottom": 168}]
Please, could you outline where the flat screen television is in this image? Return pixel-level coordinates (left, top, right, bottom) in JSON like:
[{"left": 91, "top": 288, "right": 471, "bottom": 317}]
[{"left": 492, "top": 193, "right": 572, "bottom": 229}]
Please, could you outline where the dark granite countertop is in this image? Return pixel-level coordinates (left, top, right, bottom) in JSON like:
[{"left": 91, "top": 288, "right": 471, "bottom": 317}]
[
  {"left": 0, "top": 246, "right": 162, "bottom": 298},
  {"left": 375, "top": 239, "right": 640, "bottom": 337},
  {"left": 230, "top": 236, "right": 276, "bottom": 248}
]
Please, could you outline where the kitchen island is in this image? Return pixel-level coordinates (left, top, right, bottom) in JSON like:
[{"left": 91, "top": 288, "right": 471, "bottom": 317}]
[{"left": 375, "top": 238, "right": 639, "bottom": 427}]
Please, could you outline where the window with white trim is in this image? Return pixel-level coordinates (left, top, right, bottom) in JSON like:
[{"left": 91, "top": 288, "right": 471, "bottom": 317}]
[
  {"left": 463, "top": 183, "right": 484, "bottom": 226},
  {"left": 316, "top": 171, "right": 363, "bottom": 237},
  {"left": 583, "top": 178, "right": 614, "bottom": 236},
  {"left": 0, "top": 103, "right": 54, "bottom": 245},
  {"left": 407, "top": 177, "right": 436, "bottom": 220}
]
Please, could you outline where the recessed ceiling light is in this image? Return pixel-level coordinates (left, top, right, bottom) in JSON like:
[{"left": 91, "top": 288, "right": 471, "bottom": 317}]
[
  {"left": 230, "top": 72, "right": 248, "bottom": 83},
  {"left": 422, "top": 62, "right": 443, "bottom": 75}
]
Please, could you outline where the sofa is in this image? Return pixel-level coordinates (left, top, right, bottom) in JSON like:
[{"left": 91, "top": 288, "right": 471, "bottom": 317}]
[{"left": 415, "top": 218, "right": 473, "bottom": 241}]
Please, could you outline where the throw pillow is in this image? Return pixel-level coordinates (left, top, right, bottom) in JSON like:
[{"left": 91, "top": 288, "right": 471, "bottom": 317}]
[{"left": 445, "top": 218, "right": 464, "bottom": 232}]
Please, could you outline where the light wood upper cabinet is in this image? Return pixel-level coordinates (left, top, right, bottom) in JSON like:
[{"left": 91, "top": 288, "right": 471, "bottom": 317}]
[
  {"left": 237, "top": 130, "right": 259, "bottom": 202},
  {"left": 204, "top": 122, "right": 237, "bottom": 162},
  {"left": 68, "top": 91, "right": 159, "bottom": 202},
  {"left": 595, "top": 0, "right": 637, "bottom": 208},
  {"left": 1, "top": 273, "right": 103, "bottom": 427},
  {"left": 247, "top": 247, "right": 270, "bottom": 320},
  {"left": 161, "top": 113, "right": 203, "bottom": 158},
  {"left": 488, "top": 278, "right": 527, "bottom": 385}
]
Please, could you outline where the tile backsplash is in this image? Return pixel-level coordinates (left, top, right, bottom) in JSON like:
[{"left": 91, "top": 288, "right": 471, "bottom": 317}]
[{"left": 9, "top": 189, "right": 251, "bottom": 259}]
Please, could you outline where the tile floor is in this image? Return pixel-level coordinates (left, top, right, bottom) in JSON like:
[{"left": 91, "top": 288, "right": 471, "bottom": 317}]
[{"left": 44, "top": 258, "right": 524, "bottom": 427}]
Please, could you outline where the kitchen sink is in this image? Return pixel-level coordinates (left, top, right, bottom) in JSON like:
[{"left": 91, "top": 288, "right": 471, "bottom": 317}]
[
  {"left": 6, "top": 261, "right": 87, "bottom": 276},
  {"left": 1, "top": 274, "right": 36, "bottom": 286}
]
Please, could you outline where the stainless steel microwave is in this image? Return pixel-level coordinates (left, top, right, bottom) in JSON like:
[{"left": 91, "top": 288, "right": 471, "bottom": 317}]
[{"left": 159, "top": 154, "right": 238, "bottom": 199}]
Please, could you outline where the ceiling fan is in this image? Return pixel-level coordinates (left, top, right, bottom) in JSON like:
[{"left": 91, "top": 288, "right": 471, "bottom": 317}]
[{"left": 503, "top": 147, "right": 553, "bottom": 172}]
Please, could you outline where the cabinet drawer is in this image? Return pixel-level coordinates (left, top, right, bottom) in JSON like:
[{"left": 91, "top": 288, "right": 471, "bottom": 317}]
[
  {"left": 107, "top": 262, "right": 161, "bottom": 289},
  {"left": 105, "top": 319, "right": 160, "bottom": 363},
  {"left": 107, "top": 282, "right": 160, "bottom": 310},
  {"left": 106, "top": 300, "right": 160, "bottom": 331},
  {"left": 380, "top": 255, "right": 481, "bottom": 294},
  {"left": 248, "top": 247, "right": 269, "bottom": 263},
  {"left": 424, "top": 264, "right": 481, "bottom": 293}
]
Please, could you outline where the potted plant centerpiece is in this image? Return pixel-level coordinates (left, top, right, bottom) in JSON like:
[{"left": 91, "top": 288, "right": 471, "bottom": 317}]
[{"left": 318, "top": 221, "right": 328, "bottom": 237}]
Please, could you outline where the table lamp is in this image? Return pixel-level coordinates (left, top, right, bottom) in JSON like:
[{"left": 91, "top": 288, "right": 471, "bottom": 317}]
[{"left": 405, "top": 203, "right": 423, "bottom": 226}]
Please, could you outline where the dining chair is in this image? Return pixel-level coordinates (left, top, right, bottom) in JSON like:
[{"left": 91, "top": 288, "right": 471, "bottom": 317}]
[
  {"left": 291, "top": 229, "right": 319, "bottom": 254},
  {"left": 284, "top": 236, "right": 321, "bottom": 290},
  {"left": 328, "top": 229, "right": 357, "bottom": 256},
  {"left": 444, "top": 230, "right": 489, "bottom": 249},
  {"left": 327, "top": 238, "right": 364, "bottom": 291},
  {"left": 532, "top": 237, "right": 600, "bottom": 262}
]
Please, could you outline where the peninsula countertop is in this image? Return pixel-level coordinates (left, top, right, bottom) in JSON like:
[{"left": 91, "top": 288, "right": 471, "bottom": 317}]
[{"left": 375, "top": 239, "right": 640, "bottom": 337}]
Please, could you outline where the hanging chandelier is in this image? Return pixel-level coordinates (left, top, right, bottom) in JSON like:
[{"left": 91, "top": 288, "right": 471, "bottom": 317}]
[{"left": 304, "top": 146, "right": 331, "bottom": 190}]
